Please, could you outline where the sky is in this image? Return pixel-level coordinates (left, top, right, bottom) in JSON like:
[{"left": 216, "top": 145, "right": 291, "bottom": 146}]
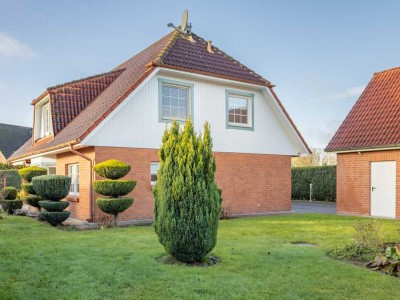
[{"left": 1, "top": 0, "right": 400, "bottom": 149}]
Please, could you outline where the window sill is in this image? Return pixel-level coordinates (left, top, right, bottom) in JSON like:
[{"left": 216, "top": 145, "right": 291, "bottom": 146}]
[
  {"left": 227, "top": 124, "right": 254, "bottom": 131},
  {"left": 65, "top": 195, "right": 79, "bottom": 203}
]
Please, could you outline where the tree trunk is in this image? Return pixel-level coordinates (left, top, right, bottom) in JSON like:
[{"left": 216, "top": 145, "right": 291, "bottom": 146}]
[{"left": 114, "top": 214, "right": 119, "bottom": 227}]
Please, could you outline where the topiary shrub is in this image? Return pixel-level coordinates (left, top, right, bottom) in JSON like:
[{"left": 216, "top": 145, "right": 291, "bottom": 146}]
[
  {"left": 0, "top": 187, "right": 22, "bottom": 214},
  {"left": 25, "top": 195, "right": 43, "bottom": 209},
  {"left": 32, "top": 175, "right": 71, "bottom": 226},
  {"left": 93, "top": 180, "right": 136, "bottom": 198},
  {"left": 94, "top": 160, "right": 135, "bottom": 227},
  {"left": 19, "top": 166, "right": 47, "bottom": 183},
  {"left": 0, "top": 170, "right": 21, "bottom": 189},
  {"left": 93, "top": 160, "right": 131, "bottom": 179},
  {"left": 153, "top": 119, "right": 222, "bottom": 263},
  {"left": 21, "top": 183, "right": 36, "bottom": 195}
]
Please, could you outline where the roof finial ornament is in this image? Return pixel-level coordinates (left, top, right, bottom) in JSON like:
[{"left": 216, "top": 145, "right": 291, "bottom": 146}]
[{"left": 167, "top": 9, "right": 192, "bottom": 35}]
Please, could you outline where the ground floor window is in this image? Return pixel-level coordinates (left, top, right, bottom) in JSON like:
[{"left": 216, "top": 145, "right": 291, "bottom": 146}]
[
  {"left": 67, "top": 164, "right": 79, "bottom": 195},
  {"left": 150, "top": 162, "right": 160, "bottom": 185},
  {"left": 48, "top": 166, "right": 56, "bottom": 175}
]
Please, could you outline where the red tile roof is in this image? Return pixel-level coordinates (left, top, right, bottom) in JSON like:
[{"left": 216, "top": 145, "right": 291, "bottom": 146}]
[
  {"left": 10, "top": 30, "right": 309, "bottom": 160},
  {"left": 326, "top": 67, "right": 400, "bottom": 152}
]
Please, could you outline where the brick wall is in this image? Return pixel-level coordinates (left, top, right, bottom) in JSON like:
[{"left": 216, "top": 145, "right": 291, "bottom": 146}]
[
  {"left": 337, "top": 150, "right": 400, "bottom": 218},
  {"left": 93, "top": 147, "right": 292, "bottom": 221},
  {"left": 56, "top": 147, "right": 95, "bottom": 221}
]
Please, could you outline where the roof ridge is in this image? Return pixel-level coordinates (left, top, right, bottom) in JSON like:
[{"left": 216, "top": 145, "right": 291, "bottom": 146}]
[
  {"left": 47, "top": 68, "right": 125, "bottom": 90},
  {"left": 374, "top": 66, "right": 400, "bottom": 76},
  {"left": 154, "top": 30, "right": 180, "bottom": 64},
  {"left": 0, "top": 123, "right": 31, "bottom": 129},
  {"left": 192, "top": 33, "right": 271, "bottom": 85}
]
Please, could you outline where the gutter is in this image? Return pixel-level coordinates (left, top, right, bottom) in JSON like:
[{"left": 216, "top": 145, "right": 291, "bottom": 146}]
[{"left": 69, "top": 143, "right": 95, "bottom": 222}]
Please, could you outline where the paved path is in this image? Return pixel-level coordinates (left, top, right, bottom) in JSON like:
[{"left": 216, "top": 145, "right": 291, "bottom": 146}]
[{"left": 292, "top": 200, "right": 336, "bottom": 214}]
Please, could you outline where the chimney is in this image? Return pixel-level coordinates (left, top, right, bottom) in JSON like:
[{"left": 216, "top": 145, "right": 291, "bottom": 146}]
[{"left": 207, "top": 40, "right": 214, "bottom": 54}]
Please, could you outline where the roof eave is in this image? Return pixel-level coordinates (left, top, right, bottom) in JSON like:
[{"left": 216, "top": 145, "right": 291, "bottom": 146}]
[{"left": 326, "top": 144, "right": 400, "bottom": 153}]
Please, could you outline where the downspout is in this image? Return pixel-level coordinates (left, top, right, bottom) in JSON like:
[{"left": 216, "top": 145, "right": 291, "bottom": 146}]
[{"left": 69, "top": 144, "right": 94, "bottom": 222}]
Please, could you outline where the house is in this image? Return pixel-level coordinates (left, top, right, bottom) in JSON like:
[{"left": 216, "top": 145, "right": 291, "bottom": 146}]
[
  {"left": 0, "top": 123, "right": 32, "bottom": 163},
  {"left": 9, "top": 17, "right": 310, "bottom": 222},
  {"left": 326, "top": 67, "right": 400, "bottom": 219}
]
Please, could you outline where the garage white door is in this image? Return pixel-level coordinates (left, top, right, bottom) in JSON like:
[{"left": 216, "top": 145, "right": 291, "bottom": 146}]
[{"left": 370, "top": 161, "right": 396, "bottom": 218}]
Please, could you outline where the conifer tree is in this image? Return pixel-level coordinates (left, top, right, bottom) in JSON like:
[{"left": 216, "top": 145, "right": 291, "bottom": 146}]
[{"left": 153, "top": 119, "right": 221, "bottom": 263}]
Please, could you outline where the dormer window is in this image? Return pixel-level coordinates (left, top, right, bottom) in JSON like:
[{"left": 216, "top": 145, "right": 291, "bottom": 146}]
[{"left": 40, "top": 102, "right": 50, "bottom": 138}]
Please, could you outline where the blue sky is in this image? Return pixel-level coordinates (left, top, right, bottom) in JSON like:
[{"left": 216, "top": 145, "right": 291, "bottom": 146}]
[{"left": 1, "top": 0, "right": 399, "bottom": 149}]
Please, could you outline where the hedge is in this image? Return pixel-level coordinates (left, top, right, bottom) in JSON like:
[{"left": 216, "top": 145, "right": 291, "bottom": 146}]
[
  {"left": 292, "top": 165, "right": 336, "bottom": 201},
  {"left": 19, "top": 166, "right": 47, "bottom": 183},
  {"left": 0, "top": 170, "right": 21, "bottom": 189}
]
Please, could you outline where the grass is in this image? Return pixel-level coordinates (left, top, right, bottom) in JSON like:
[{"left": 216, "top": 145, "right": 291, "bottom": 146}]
[{"left": 1, "top": 213, "right": 400, "bottom": 299}]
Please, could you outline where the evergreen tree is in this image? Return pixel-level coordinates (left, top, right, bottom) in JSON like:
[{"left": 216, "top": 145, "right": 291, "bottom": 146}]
[{"left": 153, "top": 119, "right": 221, "bottom": 263}]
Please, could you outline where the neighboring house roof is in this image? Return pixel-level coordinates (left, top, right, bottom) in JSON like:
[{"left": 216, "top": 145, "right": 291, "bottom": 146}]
[
  {"left": 10, "top": 30, "right": 309, "bottom": 160},
  {"left": 0, "top": 123, "right": 32, "bottom": 159},
  {"left": 326, "top": 67, "right": 400, "bottom": 152}
]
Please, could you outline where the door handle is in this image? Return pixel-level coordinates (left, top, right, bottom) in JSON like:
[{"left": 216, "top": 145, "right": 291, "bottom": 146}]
[{"left": 372, "top": 187, "right": 376, "bottom": 192}]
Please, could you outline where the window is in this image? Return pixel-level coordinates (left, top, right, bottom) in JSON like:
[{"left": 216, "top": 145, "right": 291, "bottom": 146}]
[
  {"left": 67, "top": 164, "right": 79, "bottom": 196},
  {"left": 158, "top": 78, "right": 193, "bottom": 122},
  {"left": 40, "top": 102, "right": 51, "bottom": 138},
  {"left": 150, "top": 162, "right": 160, "bottom": 185},
  {"left": 226, "top": 90, "right": 254, "bottom": 130},
  {"left": 48, "top": 166, "right": 56, "bottom": 175}
]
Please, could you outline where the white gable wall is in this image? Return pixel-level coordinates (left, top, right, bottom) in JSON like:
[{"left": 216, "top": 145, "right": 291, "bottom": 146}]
[{"left": 83, "top": 70, "right": 305, "bottom": 156}]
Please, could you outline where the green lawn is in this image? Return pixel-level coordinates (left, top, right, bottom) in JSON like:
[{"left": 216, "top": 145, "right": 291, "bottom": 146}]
[{"left": 1, "top": 214, "right": 399, "bottom": 300}]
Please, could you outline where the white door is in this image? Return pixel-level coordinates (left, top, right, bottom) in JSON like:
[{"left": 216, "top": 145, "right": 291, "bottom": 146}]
[{"left": 371, "top": 161, "right": 396, "bottom": 218}]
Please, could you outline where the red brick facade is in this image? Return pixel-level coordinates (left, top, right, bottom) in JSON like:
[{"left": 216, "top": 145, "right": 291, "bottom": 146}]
[
  {"left": 56, "top": 146, "right": 292, "bottom": 222},
  {"left": 337, "top": 150, "right": 400, "bottom": 218}
]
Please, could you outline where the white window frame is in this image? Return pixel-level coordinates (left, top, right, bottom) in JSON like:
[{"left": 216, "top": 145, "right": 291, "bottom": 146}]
[
  {"left": 67, "top": 164, "right": 79, "bottom": 196},
  {"left": 40, "top": 102, "right": 51, "bottom": 138},
  {"left": 226, "top": 90, "right": 254, "bottom": 131},
  {"left": 150, "top": 162, "right": 160, "bottom": 186},
  {"left": 158, "top": 78, "right": 194, "bottom": 123}
]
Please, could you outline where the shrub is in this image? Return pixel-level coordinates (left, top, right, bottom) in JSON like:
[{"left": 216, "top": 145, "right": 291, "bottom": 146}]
[
  {"left": 33, "top": 175, "right": 71, "bottom": 226},
  {"left": 1, "top": 199, "right": 23, "bottom": 214},
  {"left": 0, "top": 170, "right": 21, "bottom": 189},
  {"left": 93, "top": 180, "right": 136, "bottom": 197},
  {"left": 292, "top": 166, "right": 336, "bottom": 201},
  {"left": 41, "top": 211, "right": 71, "bottom": 227},
  {"left": 94, "top": 159, "right": 131, "bottom": 179},
  {"left": 367, "top": 244, "right": 400, "bottom": 277},
  {"left": 93, "top": 159, "right": 135, "bottom": 227},
  {"left": 0, "top": 163, "right": 14, "bottom": 170},
  {"left": 18, "top": 166, "right": 47, "bottom": 183},
  {"left": 21, "top": 183, "right": 37, "bottom": 195},
  {"left": 25, "top": 195, "right": 42, "bottom": 209},
  {"left": 153, "top": 119, "right": 221, "bottom": 263},
  {"left": 32, "top": 175, "right": 71, "bottom": 201},
  {"left": 1, "top": 187, "right": 18, "bottom": 200}
]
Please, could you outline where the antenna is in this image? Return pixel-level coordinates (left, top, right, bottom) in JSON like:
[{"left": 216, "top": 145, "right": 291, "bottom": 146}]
[{"left": 167, "top": 9, "right": 192, "bottom": 34}]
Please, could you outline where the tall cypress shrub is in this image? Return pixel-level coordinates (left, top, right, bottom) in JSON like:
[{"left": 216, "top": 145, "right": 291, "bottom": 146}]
[{"left": 153, "top": 119, "right": 222, "bottom": 263}]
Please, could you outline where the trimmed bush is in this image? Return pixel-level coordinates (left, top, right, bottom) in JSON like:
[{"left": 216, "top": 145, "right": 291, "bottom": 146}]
[
  {"left": 1, "top": 187, "right": 18, "bottom": 200},
  {"left": 25, "top": 195, "right": 42, "bottom": 209},
  {"left": 33, "top": 175, "right": 72, "bottom": 226},
  {"left": 39, "top": 201, "right": 70, "bottom": 212},
  {"left": 93, "top": 180, "right": 136, "bottom": 197},
  {"left": 32, "top": 175, "right": 71, "bottom": 201},
  {"left": 18, "top": 166, "right": 47, "bottom": 183},
  {"left": 1, "top": 199, "right": 23, "bottom": 214},
  {"left": 96, "top": 198, "right": 133, "bottom": 216},
  {"left": 292, "top": 166, "right": 336, "bottom": 201},
  {"left": 0, "top": 163, "right": 13, "bottom": 170},
  {"left": 153, "top": 119, "right": 221, "bottom": 263},
  {"left": 0, "top": 170, "right": 21, "bottom": 189},
  {"left": 41, "top": 211, "right": 71, "bottom": 227},
  {"left": 22, "top": 183, "right": 37, "bottom": 195},
  {"left": 94, "top": 160, "right": 131, "bottom": 179}
]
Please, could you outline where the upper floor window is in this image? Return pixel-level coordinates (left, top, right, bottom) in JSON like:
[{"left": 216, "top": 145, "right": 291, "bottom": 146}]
[
  {"left": 67, "top": 164, "right": 79, "bottom": 196},
  {"left": 158, "top": 78, "right": 194, "bottom": 122},
  {"left": 40, "top": 102, "right": 51, "bottom": 138},
  {"left": 226, "top": 90, "right": 254, "bottom": 130}
]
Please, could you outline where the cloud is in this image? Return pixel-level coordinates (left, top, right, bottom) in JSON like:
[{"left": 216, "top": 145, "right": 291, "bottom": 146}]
[
  {"left": 327, "top": 85, "right": 365, "bottom": 101},
  {"left": 0, "top": 33, "right": 36, "bottom": 65}
]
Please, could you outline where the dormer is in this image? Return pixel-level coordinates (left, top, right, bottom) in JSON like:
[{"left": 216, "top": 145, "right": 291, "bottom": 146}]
[{"left": 33, "top": 95, "right": 53, "bottom": 141}]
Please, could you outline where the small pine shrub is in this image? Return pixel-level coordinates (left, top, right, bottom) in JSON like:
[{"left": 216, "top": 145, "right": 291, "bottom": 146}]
[
  {"left": 94, "top": 160, "right": 131, "bottom": 179},
  {"left": 25, "top": 195, "right": 42, "bottom": 209},
  {"left": 32, "top": 175, "right": 72, "bottom": 226},
  {"left": 1, "top": 199, "right": 23, "bottom": 215},
  {"left": 93, "top": 180, "right": 136, "bottom": 197},
  {"left": 21, "top": 183, "right": 37, "bottom": 195},
  {"left": 93, "top": 160, "right": 135, "bottom": 227},
  {"left": 1, "top": 187, "right": 18, "bottom": 200},
  {"left": 153, "top": 119, "right": 221, "bottom": 263},
  {"left": 0, "top": 170, "right": 21, "bottom": 189},
  {"left": 18, "top": 166, "right": 47, "bottom": 183}
]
